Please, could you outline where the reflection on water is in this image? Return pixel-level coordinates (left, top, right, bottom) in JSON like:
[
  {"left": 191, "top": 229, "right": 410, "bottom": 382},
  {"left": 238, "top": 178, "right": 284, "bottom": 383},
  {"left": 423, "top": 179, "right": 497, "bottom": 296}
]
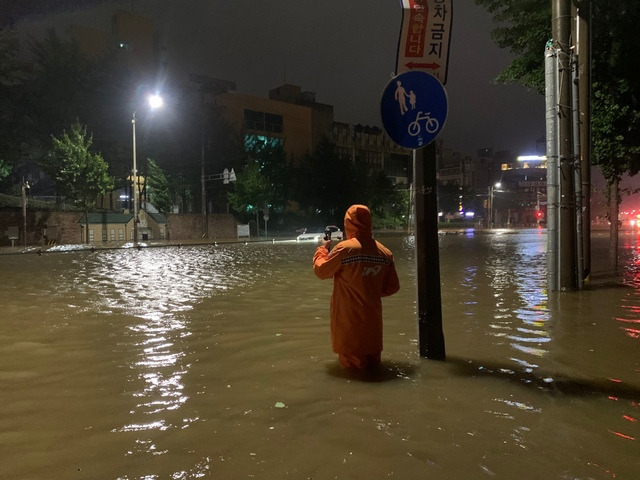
[{"left": 0, "top": 232, "right": 638, "bottom": 479}]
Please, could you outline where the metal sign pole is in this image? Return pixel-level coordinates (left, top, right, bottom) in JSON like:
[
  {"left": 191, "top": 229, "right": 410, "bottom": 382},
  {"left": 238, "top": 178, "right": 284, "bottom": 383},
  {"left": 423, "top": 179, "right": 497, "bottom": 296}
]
[
  {"left": 414, "top": 144, "right": 446, "bottom": 359},
  {"left": 390, "top": 0, "right": 451, "bottom": 360}
]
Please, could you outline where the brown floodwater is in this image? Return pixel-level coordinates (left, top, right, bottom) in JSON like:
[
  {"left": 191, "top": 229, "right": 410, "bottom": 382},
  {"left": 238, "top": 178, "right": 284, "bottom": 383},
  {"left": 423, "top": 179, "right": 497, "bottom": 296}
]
[{"left": 0, "top": 230, "right": 638, "bottom": 479}]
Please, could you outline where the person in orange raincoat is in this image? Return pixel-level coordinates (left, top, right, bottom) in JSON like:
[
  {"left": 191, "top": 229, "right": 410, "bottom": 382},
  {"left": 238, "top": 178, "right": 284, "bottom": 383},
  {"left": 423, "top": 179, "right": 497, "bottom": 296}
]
[{"left": 313, "top": 204, "right": 400, "bottom": 370}]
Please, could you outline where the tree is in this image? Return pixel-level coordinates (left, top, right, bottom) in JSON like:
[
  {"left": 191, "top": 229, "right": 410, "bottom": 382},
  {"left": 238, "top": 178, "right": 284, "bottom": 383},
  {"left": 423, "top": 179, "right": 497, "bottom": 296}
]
[
  {"left": 476, "top": 0, "right": 640, "bottom": 271},
  {"left": 592, "top": 79, "right": 640, "bottom": 269},
  {"left": 145, "top": 157, "right": 173, "bottom": 214},
  {"left": 244, "top": 135, "right": 290, "bottom": 212},
  {"left": 289, "top": 137, "right": 408, "bottom": 227},
  {"left": 227, "top": 159, "right": 271, "bottom": 231},
  {"left": 43, "top": 121, "right": 114, "bottom": 241},
  {"left": 589, "top": 0, "right": 640, "bottom": 270}
]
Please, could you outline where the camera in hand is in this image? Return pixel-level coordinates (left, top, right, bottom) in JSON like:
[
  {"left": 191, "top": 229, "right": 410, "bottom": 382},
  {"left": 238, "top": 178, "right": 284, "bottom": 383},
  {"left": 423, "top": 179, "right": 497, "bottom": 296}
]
[{"left": 322, "top": 225, "right": 342, "bottom": 242}]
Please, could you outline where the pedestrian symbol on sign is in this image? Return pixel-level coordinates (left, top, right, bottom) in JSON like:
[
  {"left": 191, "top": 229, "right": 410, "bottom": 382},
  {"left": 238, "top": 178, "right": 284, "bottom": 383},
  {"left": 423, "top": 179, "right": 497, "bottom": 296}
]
[{"left": 394, "top": 81, "right": 410, "bottom": 115}]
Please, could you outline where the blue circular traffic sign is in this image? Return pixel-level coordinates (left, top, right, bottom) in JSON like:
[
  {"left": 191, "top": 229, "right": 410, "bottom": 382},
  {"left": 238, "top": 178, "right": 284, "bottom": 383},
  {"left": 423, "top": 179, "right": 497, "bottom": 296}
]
[{"left": 380, "top": 71, "right": 448, "bottom": 149}]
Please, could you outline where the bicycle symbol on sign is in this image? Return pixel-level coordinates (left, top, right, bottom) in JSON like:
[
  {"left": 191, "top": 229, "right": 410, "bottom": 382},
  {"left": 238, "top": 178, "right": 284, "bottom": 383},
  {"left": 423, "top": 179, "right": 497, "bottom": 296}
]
[{"left": 408, "top": 111, "right": 439, "bottom": 136}]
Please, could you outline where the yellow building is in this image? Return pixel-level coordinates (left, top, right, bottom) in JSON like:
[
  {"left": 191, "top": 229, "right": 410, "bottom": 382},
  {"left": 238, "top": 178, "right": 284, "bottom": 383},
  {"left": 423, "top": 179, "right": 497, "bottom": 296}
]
[{"left": 213, "top": 84, "right": 334, "bottom": 162}]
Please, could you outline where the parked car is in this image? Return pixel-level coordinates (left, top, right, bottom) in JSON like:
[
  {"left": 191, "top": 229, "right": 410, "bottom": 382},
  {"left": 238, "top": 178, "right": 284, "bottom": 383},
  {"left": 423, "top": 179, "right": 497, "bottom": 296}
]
[{"left": 296, "top": 225, "right": 343, "bottom": 242}]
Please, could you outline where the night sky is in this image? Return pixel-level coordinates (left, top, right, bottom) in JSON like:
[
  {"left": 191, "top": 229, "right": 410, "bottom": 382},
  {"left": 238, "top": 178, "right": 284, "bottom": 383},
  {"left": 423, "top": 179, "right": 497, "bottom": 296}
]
[{"left": 9, "top": 0, "right": 545, "bottom": 157}]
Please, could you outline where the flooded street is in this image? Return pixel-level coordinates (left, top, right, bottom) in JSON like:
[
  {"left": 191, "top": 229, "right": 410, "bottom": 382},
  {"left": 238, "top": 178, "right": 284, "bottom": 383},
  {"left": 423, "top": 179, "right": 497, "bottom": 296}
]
[{"left": 0, "top": 230, "right": 638, "bottom": 479}]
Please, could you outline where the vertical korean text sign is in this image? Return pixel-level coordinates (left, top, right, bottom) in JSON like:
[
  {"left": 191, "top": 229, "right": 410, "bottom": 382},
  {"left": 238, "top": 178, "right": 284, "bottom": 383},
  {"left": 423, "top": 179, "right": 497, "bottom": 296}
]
[{"left": 396, "top": 0, "right": 453, "bottom": 83}]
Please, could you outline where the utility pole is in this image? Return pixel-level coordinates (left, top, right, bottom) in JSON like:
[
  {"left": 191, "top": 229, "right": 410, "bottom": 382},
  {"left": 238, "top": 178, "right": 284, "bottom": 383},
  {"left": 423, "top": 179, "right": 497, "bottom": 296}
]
[
  {"left": 190, "top": 75, "right": 236, "bottom": 238},
  {"left": 201, "top": 105, "right": 207, "bottom": 237},
  {"left": 575, "top": 1, "right": 592, "bottom": 282},
  {"left": 553, "top": 0, "right": 577, "bottom": 291},
  {"left": 545, "top": 40, "right": 559, "bottom": 291}
]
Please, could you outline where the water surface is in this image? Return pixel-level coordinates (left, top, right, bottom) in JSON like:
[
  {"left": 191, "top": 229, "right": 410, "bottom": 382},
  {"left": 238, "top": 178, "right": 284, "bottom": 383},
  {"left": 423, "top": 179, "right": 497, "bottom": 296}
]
[{"left": 0, "top": 231, "right": 638, "bottom": 479}]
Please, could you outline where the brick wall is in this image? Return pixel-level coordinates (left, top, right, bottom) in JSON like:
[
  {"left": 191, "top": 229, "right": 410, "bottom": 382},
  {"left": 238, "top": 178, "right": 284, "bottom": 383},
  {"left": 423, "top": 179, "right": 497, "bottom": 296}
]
[
  {"left": 0, "top": 210, "right": 238, "bottom": 246},
  {"left": 0, "top": 209, "right": 84, "bottom": 246},
  {"left": 166, "top": 213, "right": 237, "bottom": 241}
]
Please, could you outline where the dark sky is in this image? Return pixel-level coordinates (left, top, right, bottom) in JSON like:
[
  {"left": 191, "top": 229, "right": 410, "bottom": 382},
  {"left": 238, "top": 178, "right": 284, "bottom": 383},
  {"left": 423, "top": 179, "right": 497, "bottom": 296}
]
[{"left": 12, "top": 0, "right": 545, "bottom": 157}]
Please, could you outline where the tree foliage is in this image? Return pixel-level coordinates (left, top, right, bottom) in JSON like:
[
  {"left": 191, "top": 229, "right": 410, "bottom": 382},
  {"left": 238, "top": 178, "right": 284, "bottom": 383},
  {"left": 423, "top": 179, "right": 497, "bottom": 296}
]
[
  {"left": 590, "top": 0, "right": 640, "bottom": 183},
  {"left": 227, "top": 136, "right": 290, "bottom": 221},
  {"left": 145, "top": 157, "right": 173, "bottom": 214},
  {"left": 474, "top": 0, "right": 550, "bottom": 93},
  {"left": 290, "top": 136, "right": 410, "bottom": 226},
  {"left": 244, "top": 136, "right": 289, "bottom": 211},
  {"left": 227, "top": 160, "right": 271, "bottom": 218},
  {"left": 591, "top": 80, "right": 640, "bottom": 182},
  {"left": 476, "top": 0, "right": 640, "bottom": 186},
  {"left": 43, "top": 121, "right": 113, "bottom": 209},
  {"left": 591, "top": 0, "right": 640, "bottom": 111}
]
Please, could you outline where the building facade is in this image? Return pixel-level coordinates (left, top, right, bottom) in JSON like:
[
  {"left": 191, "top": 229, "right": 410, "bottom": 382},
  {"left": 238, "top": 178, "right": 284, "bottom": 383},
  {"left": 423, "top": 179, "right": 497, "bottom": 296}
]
[{"left": 329, "top": 123, "right": 411, "bottom": 185}]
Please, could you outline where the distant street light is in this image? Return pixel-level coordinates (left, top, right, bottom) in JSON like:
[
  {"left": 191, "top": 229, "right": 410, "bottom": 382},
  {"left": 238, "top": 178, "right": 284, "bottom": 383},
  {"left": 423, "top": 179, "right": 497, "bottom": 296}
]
[{"left": 131, "top": 94, "right": 163, "bottom": 245}]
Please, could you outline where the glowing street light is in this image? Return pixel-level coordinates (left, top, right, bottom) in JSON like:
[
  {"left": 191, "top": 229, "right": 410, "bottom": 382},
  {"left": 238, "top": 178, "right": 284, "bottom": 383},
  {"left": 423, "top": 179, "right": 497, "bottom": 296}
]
[{"left": 131, "top": 94, "right": 163, "bottom": 245}]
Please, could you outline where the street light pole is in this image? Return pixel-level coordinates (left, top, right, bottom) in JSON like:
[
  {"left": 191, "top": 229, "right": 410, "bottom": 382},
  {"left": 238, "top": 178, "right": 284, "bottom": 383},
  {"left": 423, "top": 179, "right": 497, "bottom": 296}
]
[
  {"left": 131, "top": 94, "right": 163, "bottom": 246},
  {"left": 488, "top": 185, "right": 493, "bottom": 229},
  {"left": 131, "top": 111, "right": 139, "bottom": 245},
  {"left": 489, "top": 182, "right": 501, "bottom": 228}
]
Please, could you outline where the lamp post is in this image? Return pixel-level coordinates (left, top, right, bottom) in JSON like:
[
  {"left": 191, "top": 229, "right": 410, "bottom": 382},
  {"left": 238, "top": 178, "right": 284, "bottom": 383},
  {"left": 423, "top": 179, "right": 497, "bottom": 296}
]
[
  {"left": 488, "top": 182, "right": 501, "bottom": 228},
  {"left": 131, "top": 94, "right": 163, "bottom": 245}
]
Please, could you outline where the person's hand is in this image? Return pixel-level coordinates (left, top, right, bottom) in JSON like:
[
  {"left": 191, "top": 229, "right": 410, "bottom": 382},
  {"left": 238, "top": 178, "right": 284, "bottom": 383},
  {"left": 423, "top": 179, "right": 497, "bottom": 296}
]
[{"left": 320, "top": 237, "right": 331, "bottom": 250}]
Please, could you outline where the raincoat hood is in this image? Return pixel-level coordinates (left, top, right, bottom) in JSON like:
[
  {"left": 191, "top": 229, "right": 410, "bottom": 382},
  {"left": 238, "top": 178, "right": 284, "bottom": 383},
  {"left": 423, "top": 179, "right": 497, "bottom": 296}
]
[{"left": 344, "top": 204, "right": 372, "bottom": 239}]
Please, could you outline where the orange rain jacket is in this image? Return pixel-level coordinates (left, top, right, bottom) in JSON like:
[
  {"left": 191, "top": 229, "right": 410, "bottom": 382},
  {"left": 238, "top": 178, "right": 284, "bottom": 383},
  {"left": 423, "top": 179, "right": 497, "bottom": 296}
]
[{"left": 313, "top": 205, "right": 400, "bottom": 356}]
